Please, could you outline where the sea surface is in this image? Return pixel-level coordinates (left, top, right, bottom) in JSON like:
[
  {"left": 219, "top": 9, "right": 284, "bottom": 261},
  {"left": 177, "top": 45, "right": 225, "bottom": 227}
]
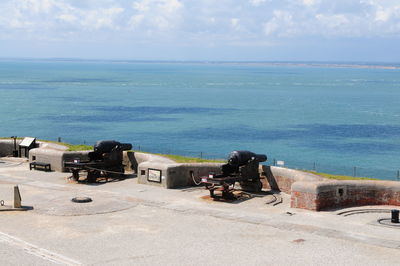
[{"left": 1, "top": 59, "right": 400, "bottom": 180}]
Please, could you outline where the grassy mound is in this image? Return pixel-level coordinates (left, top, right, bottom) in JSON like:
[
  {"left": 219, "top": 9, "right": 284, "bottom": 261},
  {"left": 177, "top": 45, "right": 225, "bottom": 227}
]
[
  {"left": 305, "top": 170, "right": 378, "bottom": 181},
  {"left": 158, "top": 154, "right": 223, "bottom": 163}
]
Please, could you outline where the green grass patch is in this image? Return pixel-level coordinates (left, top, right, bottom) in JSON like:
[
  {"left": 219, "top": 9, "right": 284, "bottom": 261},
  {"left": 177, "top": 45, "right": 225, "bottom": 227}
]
[
  {"left": 2, "top": 137, "right": 219, "bottom": 161},
  {"left": 63, "top": 143, "right": 93, "bottom": 151},
  {"left": 160, "top": 154, "right": 223, "bottom": 163},
  {"left": 1, "top": 137, "right": 92, "bottom": 151},
  {"left": 38, "top": 140, "right": 92, "bottom": 151},
  {"left": 132, "top": 150, "right": 223, "bottom": 163},
  {"left": 305, "top": 170, "right": 378, "bottom": 180}
]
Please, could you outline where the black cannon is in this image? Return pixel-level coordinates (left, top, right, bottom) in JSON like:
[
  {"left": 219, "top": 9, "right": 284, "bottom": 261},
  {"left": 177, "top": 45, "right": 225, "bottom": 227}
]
[
  {"left": 201, "top": 151, "right": 267, "bottom": 200},
  {"left": 64, "top": 140, "right": 132, "bottom": 183}
]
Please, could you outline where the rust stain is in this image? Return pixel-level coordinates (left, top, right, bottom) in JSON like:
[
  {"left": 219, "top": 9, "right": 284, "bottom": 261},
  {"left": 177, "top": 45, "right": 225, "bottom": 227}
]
[{"left": 292, "top": 238, "right": 305, "bottom": 243}]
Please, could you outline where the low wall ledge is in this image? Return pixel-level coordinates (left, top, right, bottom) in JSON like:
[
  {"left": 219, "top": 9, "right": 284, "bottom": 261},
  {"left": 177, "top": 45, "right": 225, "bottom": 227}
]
[{"left": 292, "top": 180, "right": 400, "bottom": 194}]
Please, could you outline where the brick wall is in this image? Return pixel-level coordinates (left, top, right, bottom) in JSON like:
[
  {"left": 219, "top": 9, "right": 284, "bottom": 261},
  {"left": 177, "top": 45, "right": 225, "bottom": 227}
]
[{"left": 291, "top": 181, "right": 400, "bottom": 211}]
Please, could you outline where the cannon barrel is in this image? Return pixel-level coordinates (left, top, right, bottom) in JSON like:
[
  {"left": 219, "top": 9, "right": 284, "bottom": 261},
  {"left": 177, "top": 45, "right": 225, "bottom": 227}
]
[
  {"left": 93, "top": 140, "right": 132, "bottom": 154},
  {"left": 227, "top": 150, "right": 267, "bottom": 167}
]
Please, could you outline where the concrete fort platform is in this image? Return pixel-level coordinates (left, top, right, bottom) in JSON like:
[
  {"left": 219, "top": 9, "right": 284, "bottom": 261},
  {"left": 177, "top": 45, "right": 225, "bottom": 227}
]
[
  {"left": 0, "top": 159, "right": 400, "bottom": 265},
  {"left": 3, "top": 138, "right": 399, "bottom": 211}
]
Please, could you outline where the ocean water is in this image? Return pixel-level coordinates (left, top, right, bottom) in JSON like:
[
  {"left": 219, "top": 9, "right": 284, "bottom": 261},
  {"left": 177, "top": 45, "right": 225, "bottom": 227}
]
[{"left": 1, "top": 59, "right": 399, "bottom": 180}]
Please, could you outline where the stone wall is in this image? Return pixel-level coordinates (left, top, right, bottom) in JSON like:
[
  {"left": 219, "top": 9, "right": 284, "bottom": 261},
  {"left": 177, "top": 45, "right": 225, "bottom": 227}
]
[
  {"left": 291, "top": 180, "right": 400, "bottom": 211},
  {"left": 260, "top": 165, "right": 324, "bottom": 193},
  {"left": 259, "top": 165, "right": 400, "bottom": 211},
  {"left": 29, "top": 148, "right": 91, "bottom": 172},
  {"left": 0, "top": 139, "right": 22, "bottom": 157},
  {"left": 136, "top": 153, "right": 222, "bottom": 188},
  {"left": 4, "top": 138, "right": 400, "bottom": 210}
]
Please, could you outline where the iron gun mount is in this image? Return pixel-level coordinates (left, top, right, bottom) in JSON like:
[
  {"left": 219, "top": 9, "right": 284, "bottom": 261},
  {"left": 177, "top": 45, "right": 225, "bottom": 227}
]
[
  {"left": 64, "top": 140, "right": 132, "bottom": 183},
  {"left": 201, "top": 151, "right": 267, "bottom": 200}
]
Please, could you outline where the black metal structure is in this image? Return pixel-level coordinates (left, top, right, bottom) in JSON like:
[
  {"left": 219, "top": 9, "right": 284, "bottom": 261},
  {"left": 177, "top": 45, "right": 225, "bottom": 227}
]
[
  {"left": 392, "top": 209, "right": 399, "bottom": 223},
  {"left": 201, "top": 150, "right": 267, "bottom": 200},
  {"left": 64, "top": 140, "right": 132, "bottom": 183},
  {"left": 11, "top": 136, "right": 18, "bottom": 157},
  {"left": 18, "top": 137, "right": 36, "bottom": 158}
]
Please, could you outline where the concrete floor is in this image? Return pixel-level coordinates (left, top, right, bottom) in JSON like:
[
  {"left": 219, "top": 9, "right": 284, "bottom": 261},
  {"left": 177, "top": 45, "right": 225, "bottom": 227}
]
[{"left": 0, "top": 158, "right": 400, "bottom": 265}]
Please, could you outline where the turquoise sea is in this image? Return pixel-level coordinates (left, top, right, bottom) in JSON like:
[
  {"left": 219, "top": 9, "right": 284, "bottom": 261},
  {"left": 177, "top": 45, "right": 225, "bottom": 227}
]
[{"left": 1, "top": 59, "right": 399, "bottom": 180}]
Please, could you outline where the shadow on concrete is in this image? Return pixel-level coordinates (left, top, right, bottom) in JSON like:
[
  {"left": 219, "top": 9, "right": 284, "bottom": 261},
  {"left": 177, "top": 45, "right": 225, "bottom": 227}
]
[
  {"left": 200, "top": 189, "right": 278, "bottom": 205},
  {"left": 262, "top": 166, "right": 280, "bottom": 191},
  {"left": 68, "top": 174, "right": 137, "bottom": 186}
]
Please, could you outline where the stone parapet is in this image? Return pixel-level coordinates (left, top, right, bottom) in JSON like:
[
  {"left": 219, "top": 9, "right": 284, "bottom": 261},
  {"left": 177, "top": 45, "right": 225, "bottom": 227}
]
[
  {"left": 136, "top": 153, "right": 222, "bottom": 188},
  {"left": 0, "top": 139, "right": 22, "bottom": 157},
  {"left": 291, "top": 180, "right": 400, "bottom": 211},
  {"left": 260, "top": 165, "right": 323, "bottom": 193},
  {"left": 29, "top": 148, "right": 90, "bottom": 172}
]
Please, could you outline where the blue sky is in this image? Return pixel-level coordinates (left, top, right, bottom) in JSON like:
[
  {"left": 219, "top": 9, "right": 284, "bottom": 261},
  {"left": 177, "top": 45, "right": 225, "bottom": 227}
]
[{"left": 0, "top": 0, "right": 399, "bottom": 62}]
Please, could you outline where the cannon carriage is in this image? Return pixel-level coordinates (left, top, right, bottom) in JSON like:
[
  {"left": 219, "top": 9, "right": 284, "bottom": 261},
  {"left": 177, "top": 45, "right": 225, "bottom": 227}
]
[
  {"left": 201, "top": 150, "right": 267, "bottom": 200},
  {"left": 64, "top": 140, "right": 132, "bottom": 183}
]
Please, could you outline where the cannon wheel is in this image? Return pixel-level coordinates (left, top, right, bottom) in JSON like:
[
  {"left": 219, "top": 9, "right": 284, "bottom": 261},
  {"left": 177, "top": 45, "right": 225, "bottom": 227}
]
[
  {"left": 87, "top": 170, "right": 100, "bottom": 183},
  {"left": 71, "top": 169, "right": 80, "bottom": 181}
]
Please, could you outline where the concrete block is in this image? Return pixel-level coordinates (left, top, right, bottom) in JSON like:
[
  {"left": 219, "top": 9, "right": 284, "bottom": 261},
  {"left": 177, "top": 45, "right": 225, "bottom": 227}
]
[
  {"left": 29, "top": 148, "right": 90, "bottom": 172},
  {"left": 138, "top": 161, "right": 222, "bottom": 189}
]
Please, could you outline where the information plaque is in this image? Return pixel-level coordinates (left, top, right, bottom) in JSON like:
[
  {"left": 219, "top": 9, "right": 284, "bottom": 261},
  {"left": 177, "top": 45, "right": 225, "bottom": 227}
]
[{"left": 148, "top": 169, "right": 161, "bottom": 183}]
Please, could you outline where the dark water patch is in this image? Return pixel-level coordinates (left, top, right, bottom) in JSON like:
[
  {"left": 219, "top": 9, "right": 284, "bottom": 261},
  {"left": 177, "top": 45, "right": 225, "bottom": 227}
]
[
  {"left": 304, "top": 141, "right": 400, "bottom": 155},
  {"left": 364, "top": 80, "right": 399, "bottom": 85},
  {"left": 48, "top": 124, "right": 100, "bottom": 131},
  {"left": 168, "top": 126, "right": 287, "bottom": 141},
  {"left": 45, "top": 78, "right": 117, "bottom": 83},
  {"left": 93, "top": 106, "right": 236, "bottom": 115},
  {"left": 44, "top": 114, "right": 178, "bottom": 123},
  {"left": 293, "top": 124, "right": 400, "bottom": 138},
  {"left": 170, "top": 124, "right": 400, "bottom": 142},
  {"left": 0, "top": 84, "right": 55, "bottom": 90},
  {"left": 249, "top": 70, "right": 300, "bottom": 75},
  {"left": 50, "top": 96, "right": 99, "bottom": 103}
]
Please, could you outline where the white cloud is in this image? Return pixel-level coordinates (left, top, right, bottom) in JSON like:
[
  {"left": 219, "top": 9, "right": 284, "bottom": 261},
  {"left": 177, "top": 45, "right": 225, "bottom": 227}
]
[
  {"left": 316, "top": 13, "right": 349, "bottom": 28},
  {"left": 129, "top": 0, "right": 183, "bottom": 31},
  {"left": 81, "top": 7, "right": 124, "bottom": 30},
  {"left": 132, "top": 0, "right": 150, "bottom": 12},
  {"left": 302, "top": 0, "right": 318, "bottom": 7},
  {"left": 128, "top": 14, "right": 145, "bottom": 28},
  {"left": 249, "top": 0, "right": 267, "bottom": 7},
  {"left": 263, "top": 21, "right": 278, "bottom": 36},
  {"left": 231, "top": 18, "right": 239, "bottom": 29},
  {"left": 0, "top": 0, "right": 400, "bottom": 44},
  {"left": 375, "top": 9, "right": 391, "bottom": 22},
  {"left": 263, "top": 10, "right": 295, "bottom": 37},
  {"left": 20, "top": 0, "right": 55, "bottom": 14},
  {"left": 58, "top": 14, "right": 78, "bottom": 23}
]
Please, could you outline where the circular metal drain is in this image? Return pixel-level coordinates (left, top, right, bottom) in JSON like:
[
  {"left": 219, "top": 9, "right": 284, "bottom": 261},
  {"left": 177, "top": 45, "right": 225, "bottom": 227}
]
[
  {"left": 71, "top": 197, "right": 92, "bottom": 203},
  {"left": 337, "top": 208, "right": 391, "bottom": 216}
]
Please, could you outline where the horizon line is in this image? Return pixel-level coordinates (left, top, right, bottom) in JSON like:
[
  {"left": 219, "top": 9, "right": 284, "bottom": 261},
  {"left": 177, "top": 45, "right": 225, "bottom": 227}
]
[{"left": 0, "top": 57, "right": 399, "bottom": 69}]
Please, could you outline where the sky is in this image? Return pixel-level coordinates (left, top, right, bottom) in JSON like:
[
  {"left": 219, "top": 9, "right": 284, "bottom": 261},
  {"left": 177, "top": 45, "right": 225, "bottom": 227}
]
[{"left": 0, "top": 0, "right": 400, "bottom": 62}]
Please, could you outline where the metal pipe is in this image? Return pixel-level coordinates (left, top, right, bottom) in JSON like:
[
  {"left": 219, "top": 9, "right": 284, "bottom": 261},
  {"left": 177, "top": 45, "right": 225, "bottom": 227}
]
[{"left": 391, "top": 209, "right": 399, "bottom": 223}]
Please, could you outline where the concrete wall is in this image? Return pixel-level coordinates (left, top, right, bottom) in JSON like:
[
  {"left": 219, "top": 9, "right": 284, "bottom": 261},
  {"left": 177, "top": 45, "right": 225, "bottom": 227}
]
[
  {"left": 0, "top": 139, "right": 22, "bottom": 156},
  {"left": 0, "top": 139, "right": 68, "bottom": 157},
  {"left": 133, "top": 151, "right": 222, "bottom": 188},
  {"left": 260, "top": 165, "right": 323, "bottom": 193},
  {"left": 26, "top": 147, "right": 222, "bottom": 188},
  {"left": 29, "top": 148, "right": 90, "bottom": 172},
  {"left": 125, "top": 151, "right": 175, "bottom": 173},
  {"left": 260, "top": 165, "right": 400, "bottom": 211},
  {"left": 137, "top": 161, "right": 222, "bottom": 188},
  {"left": 5, "top": 139, "right": 400, "bottom": 211},
  {"left": 292, "top": 180, "right": 400, "bottom": 211}
]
